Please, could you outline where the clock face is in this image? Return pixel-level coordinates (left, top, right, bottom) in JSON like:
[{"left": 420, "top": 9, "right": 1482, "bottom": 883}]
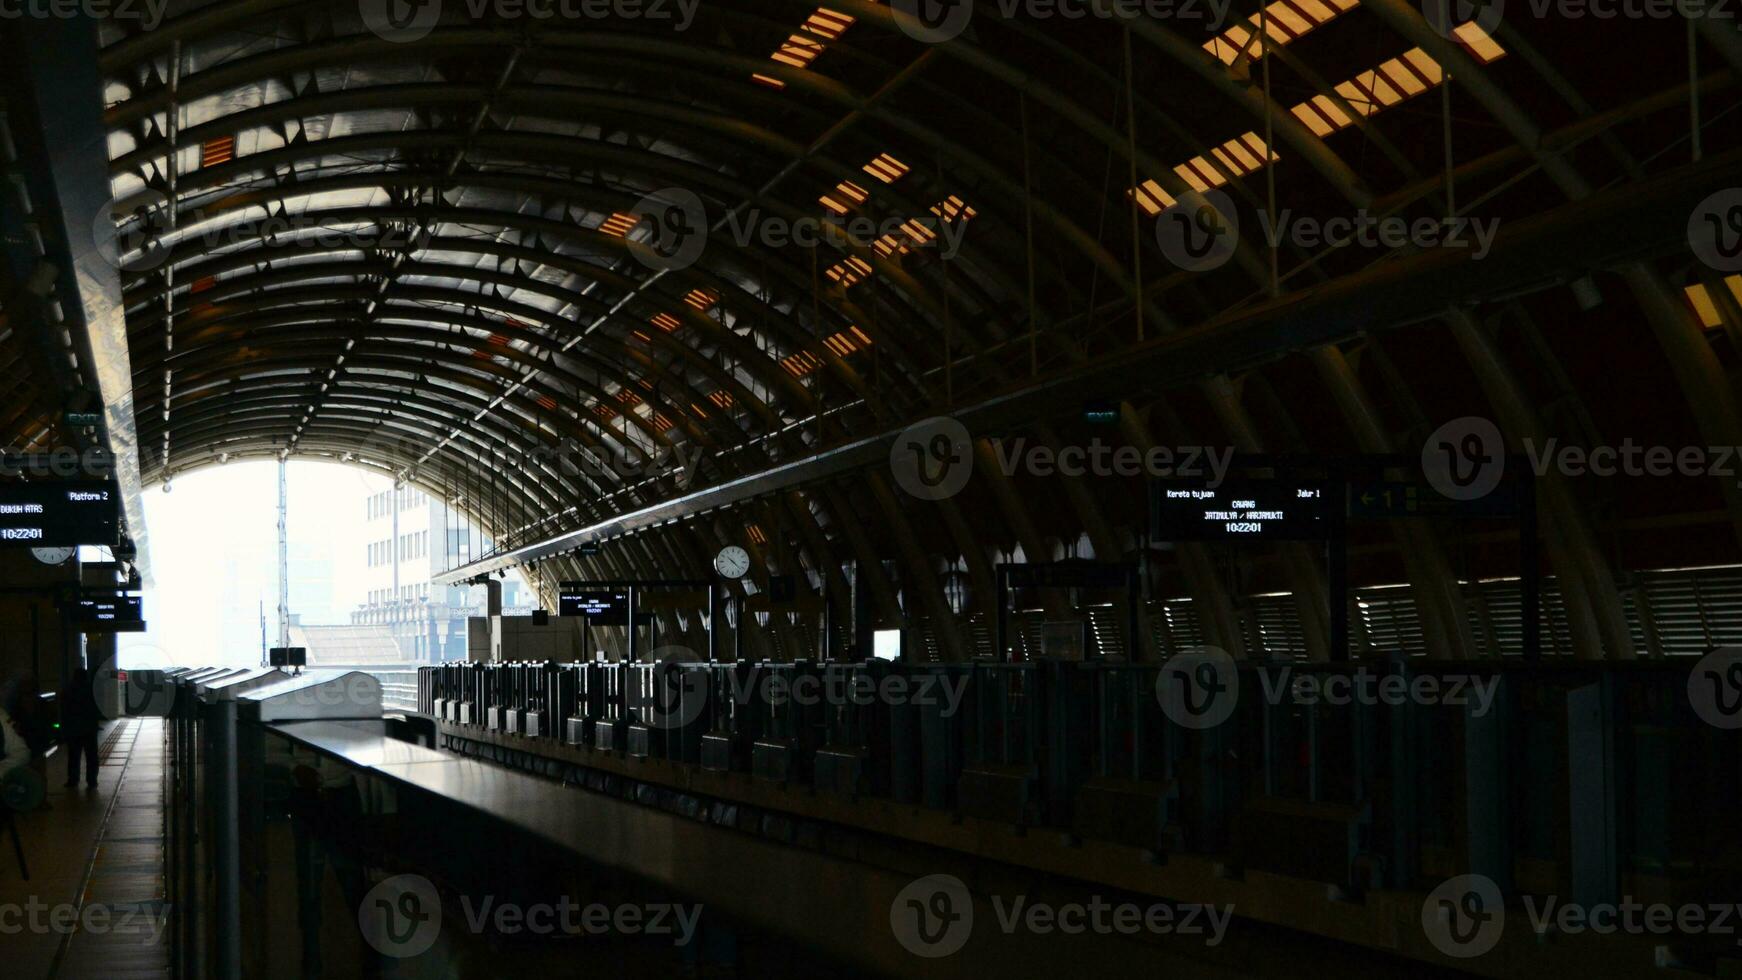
[
  {"left": 713, "top": 546, "right": 751, "bottom": 579},
  {"left": 31, "top": 546, "right": 74, "bottom": 566}
]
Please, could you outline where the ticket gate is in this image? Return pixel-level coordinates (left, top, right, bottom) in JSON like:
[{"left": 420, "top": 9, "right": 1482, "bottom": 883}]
[
  {"left": 167, "top": 669, "right": 384, "bottom": 980},
  {"left": 422, "top": 657, "right": 1736, "bottom": 912}
]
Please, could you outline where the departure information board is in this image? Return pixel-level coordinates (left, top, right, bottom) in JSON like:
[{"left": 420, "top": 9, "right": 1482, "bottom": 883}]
[
  {"left": 1152, "top": 481, "right": 1330, "bottom": 541},
  {"left": 0, "top": 482, "right": 120, "bottom": 546},
  {"left": 70, "top": 594, "right": 144, "bottom": 632},
  {"left": 559, "top": 589, "right": 630, "bottom": 624}
]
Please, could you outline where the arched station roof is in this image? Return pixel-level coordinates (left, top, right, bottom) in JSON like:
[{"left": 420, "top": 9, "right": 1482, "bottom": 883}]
[{"left": 80, "top": 1, "right": 1742, "bottom": 657}]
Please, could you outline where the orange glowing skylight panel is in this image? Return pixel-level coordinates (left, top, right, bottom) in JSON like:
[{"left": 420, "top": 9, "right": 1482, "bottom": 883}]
[
  {"left": 822, "top": 326, "right": 872, "bottom": 357},
  {"left": 872, "top": 233, "right": 908, "bottom": 258},
  {"left": 755, "top": 7, "right": 856, "bottom": 86},
  {"left": 1135, "top": 28, "right": 1505, "bottom": 218},
  {"left": 600, "top": 212, "right": 638, "bottom": 237},
  {"left": 823, "top": 255, "right": 873, "bottom": 287},
  {"left": 932, "top": 195, "right": 976, "bottom": 224},
  {"left": 781, "top": 349, "right": 825, "bottom": 377},
  {"left": 1202, "top": 0, "right": 1359, "bottom": 67},
  {"left": 200, "top": 135, "right": 235, "bottom": 168},
  {"left": 863, "top": 153, "right": 910, "bottom": 184}
]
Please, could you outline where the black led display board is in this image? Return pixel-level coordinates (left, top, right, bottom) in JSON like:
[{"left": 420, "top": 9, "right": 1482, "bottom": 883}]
[
  {"left": 1151, "top": 480, "right": 1331, "bottom": 541},
  {"left": 559, "top": 589, "right": 630, "bottom": 624},
  {"left": 268, "top": 647, "right": 307, "bottom": 667},
  {"left": 69, "top": 594, "right": 144, "bottom": 632},
  {"left": 0, "top": 482, "right": 120, "bottom": 546}
]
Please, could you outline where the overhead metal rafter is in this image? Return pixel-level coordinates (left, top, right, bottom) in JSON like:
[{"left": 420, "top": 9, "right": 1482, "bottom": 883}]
[
  {"left": 434, "top": 144, "right": 1742, "bottom": 581},
  {"left": 85, "top": 0, "right": 1737, "bottom": 645}
]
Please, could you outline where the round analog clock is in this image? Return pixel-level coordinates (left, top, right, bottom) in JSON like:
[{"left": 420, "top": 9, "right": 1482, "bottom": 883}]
[
  {"left": 31, "top": 546, "right": 74, "bottom": 566},
  {"left": 713, "top": 545, "right": 751, "bottom": 579}
]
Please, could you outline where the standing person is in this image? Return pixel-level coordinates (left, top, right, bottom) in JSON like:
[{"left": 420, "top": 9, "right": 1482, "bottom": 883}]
[{"left": 59, "top": 668, "right": 102, "bottom": 789}]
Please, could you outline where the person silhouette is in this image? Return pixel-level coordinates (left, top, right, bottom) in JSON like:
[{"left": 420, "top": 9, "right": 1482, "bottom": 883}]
[{"left": 59, "top": 669, "right": 103, "bottom": 789}]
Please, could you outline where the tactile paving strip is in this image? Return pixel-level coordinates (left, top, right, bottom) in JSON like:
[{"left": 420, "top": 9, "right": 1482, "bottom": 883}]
[{"left": 49, "top": 718, "right": 170, "bottom": 980}]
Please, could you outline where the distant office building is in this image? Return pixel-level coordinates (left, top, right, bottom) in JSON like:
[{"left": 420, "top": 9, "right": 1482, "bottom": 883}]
[
  {"left": 286, "top": 543, "right": 338, "bottom": 625},
  {"left": 349, "top": 484, "right": 531, "bottom": 661}
]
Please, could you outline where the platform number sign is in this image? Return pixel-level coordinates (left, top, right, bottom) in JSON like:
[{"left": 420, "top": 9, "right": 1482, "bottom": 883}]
[{"left": 0, "top": 483, "right": 119, "bottom": 547}]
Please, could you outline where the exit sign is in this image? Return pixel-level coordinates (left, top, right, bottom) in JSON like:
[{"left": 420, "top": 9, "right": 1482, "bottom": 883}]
[
  {"left": 1082, "top": 401, "right": 1120, "bottom": 425},
  {"left": 1347, "top": 480, "right": 1522, "bottom": 519},
  {"left": 64, "top": 411, "right": 103, "bottom": 428}
]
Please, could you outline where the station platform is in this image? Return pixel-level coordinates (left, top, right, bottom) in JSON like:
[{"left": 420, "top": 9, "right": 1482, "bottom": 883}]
[{"left": 1, "top": 718, "right": 169, "bottom": 980}]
